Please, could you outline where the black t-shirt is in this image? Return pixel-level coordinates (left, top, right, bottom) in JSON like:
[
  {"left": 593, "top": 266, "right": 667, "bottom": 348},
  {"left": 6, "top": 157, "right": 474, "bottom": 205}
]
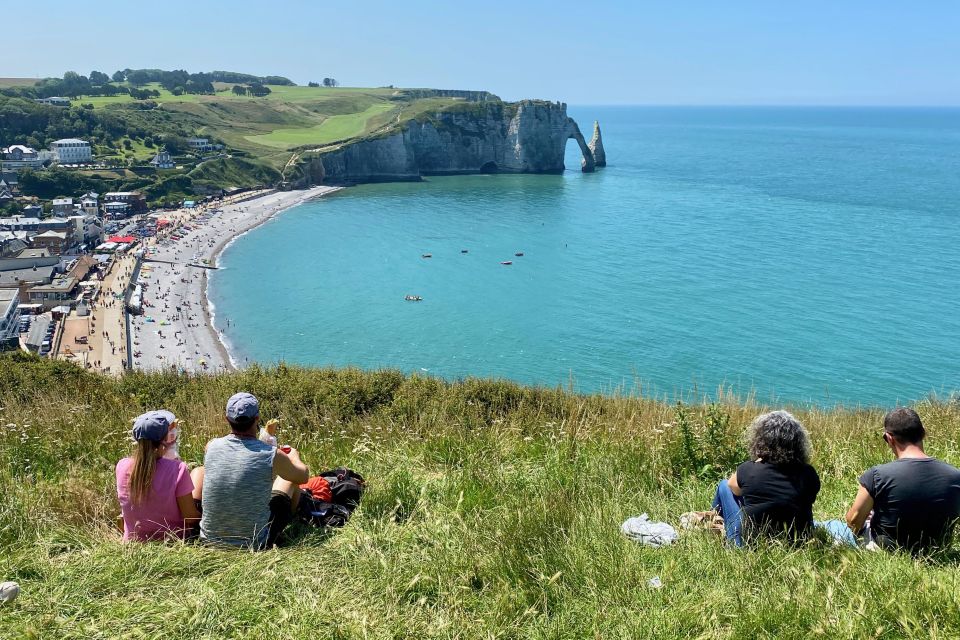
[
  {"left": 859, "top": 457, "right": 960, "bottom": 553},
  {"left": 736, "top": 460, "right": 820, "bottom": 540}
]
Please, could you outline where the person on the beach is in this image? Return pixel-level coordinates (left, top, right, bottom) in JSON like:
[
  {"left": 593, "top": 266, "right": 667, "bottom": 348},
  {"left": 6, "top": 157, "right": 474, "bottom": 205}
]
[
  {"left": 116, "top": 411, "right": 201, "bottom": 541},
  {"left": 840, "top": 407, "right": 960, "bottom": 553},
  {"left": 710, "top": 411, "right": 821, "bottom": 546},
  {"left": 193, "top": 392, "right": 309, "bottom": 548}
]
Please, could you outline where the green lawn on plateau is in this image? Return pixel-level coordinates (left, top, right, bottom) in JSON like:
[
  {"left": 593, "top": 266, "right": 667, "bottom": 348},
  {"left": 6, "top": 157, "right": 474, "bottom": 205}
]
[{"left": 244, "top": 102, "right": 398, "bottom": 149}]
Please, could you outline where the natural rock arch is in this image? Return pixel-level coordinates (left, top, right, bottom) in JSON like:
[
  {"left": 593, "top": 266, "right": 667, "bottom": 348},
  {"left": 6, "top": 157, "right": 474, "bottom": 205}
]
[
  {"left": 565, "top": 119, "right": 595, "bottom": 173},
  {"left": 308, "top": 100, "right": 607, "bottom": 184}
]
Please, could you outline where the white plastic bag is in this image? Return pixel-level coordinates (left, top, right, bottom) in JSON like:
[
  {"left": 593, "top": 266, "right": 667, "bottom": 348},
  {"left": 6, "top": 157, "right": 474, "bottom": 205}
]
[{"left": 621, "top": 513, "right": 679, "bottom": 547}]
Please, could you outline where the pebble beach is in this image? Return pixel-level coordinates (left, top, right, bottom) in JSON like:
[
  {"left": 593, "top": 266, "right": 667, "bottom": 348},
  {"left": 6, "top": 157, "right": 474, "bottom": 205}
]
[{"left": 130, "top": 186, "right": 341, "bottom": 373}]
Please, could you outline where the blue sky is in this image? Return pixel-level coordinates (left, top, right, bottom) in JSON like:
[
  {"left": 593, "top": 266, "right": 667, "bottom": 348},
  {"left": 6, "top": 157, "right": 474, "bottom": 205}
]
[{"left": 4, "top": 1, "right": 959, "bottom": 105}]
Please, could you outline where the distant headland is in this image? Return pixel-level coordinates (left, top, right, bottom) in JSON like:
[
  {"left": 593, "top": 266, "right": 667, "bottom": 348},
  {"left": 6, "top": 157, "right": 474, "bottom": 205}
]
[
  {"left": 0, "top": 69, "right": 605, "bottom": 208},
  {"left": 290, "top": 95, "right": 607, "bottom": 186}
]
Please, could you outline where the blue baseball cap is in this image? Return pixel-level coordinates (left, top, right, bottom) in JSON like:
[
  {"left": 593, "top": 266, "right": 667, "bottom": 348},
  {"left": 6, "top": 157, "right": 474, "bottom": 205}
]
[
  {"left": 226, "top": 392, "right": 260, "bottom": 423},
  {"left": 132, "top": 411, "right": 171, "bottom": 443}
]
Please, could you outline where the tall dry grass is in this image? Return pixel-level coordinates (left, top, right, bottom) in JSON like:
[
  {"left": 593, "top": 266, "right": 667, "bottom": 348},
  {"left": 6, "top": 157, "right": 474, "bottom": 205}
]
[{"left": 2, "top": 352, "right": 960, "bottom": 638}]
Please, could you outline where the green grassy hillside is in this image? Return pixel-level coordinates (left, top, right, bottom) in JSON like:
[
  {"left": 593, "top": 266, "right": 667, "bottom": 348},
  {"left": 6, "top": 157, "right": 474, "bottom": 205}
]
[
  {"left": 1, "top": 79, "right": 471, "bottom": 202},
  {"left": 1, "top": 353, "right": 959, "bottom": 638}
]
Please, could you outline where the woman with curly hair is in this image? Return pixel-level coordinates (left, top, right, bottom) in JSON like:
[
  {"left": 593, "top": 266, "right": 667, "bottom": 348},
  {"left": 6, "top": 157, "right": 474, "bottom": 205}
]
[{"left": 712, "top": 410, "right": 821, "bottom": 545}]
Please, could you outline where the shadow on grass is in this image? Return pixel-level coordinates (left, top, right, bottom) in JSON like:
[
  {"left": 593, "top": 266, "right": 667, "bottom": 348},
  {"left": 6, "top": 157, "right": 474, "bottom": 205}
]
[{"left": 276, "top": 521, "right": 341, "bottom": 548}]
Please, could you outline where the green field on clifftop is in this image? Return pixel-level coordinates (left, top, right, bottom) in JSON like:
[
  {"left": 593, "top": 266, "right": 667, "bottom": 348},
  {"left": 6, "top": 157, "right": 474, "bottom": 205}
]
[
  {"left": 244, "top": 102, "right": 397, "bottom": 149},
  {"left": 0, "top": 78, "right": 468, "bottom": 200},
  {"left": 2, "top": 353, "right": 960, "bottom": 638},
  {"left": 62, "top": 83, "right": 437, "bottom": 160}
]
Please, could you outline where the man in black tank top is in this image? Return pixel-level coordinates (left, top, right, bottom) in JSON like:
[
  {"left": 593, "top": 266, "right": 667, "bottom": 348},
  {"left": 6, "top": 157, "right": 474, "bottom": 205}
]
[{"left": 845, "top": 407, "right": 960, "bottom": 554}]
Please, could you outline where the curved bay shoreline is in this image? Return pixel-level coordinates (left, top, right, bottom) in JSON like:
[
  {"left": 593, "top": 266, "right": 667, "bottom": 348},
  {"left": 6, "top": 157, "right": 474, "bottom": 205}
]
[{"left": 131, "top": 186, "right": 342, "bottom": 373}]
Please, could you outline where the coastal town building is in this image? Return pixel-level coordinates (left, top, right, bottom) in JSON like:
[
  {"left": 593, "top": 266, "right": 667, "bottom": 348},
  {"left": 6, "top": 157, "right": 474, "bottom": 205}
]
[
  {"left": 38, "top": 218, "right": 73, "bottom": 234},
  {"left": 0, "top": 232, "right": 29, "bottom": 258},
  {"left": 52, "top": 198, "right": 74, "bottom": 216},
  {"left": 30, "top": 230, "right": 69, "bottom": 254},
  {"left": 0, "top": 262, "right": 56, "bottom": 289},
  {"left": 80, "top": 194, "right": 99, "bottom": 216},
  {"left": 104, "top": 192, "right": 147, "bottom": 216},
  {"left": 187, "top": 138, "right": 222, "bottom": 153},
  {"left": 24, "top": 314, "right": 51, "bottom": 353},
  {"left": 68, "top": 214, "right": 103, "bottom": 247},
  {"left": 1, "top": 145, "right": 45, "bottom": 170},
  {"left": 0, "top": 247, "right": 59, "bottom": 290},
  {"left": 0, "top": 289, "right": 20, "bottom": 350},
  {"left": 0, "top": 181, "right": 12, "bottom": 202},
  {"left": 0, "top": 171, "right": 18, "bottom": 192},
  {"left": 26, "top": 255, "right": 95, "bottom": 310},
  {"left": 150, "top": 150, "right": 175, "bottom": 169},
  {"left": 5, "top": 247, "right": 56, "bottom": 263},
  {"left": 34, "top": 96, "right": 71, "bottom": 107},
  {"left": 0, "top": 217, "right": 42, "bottom": 233},
  {"left": 21, "top": 205, "right": 42, "bottom": 217},
  {"left": 103, "top": 202, "right": 130, "bottom": 218},
  {"left": 50, "top": 139, "right": 93, "bottom": 164}
]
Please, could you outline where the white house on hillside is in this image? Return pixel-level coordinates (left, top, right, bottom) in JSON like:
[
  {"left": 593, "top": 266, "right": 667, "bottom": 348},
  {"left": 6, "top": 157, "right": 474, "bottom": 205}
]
[
  {"left": 50, "top": 139, "right": 92, "bottom": 164},
  {"left": 34, "top": 97, "right": 71, "bottom": 107},
  {"left": 150, "top": 150, "right": 174, "bottom": 169},
  {"left": 187, "top": 138, "right": 223, "bottom": 153}
]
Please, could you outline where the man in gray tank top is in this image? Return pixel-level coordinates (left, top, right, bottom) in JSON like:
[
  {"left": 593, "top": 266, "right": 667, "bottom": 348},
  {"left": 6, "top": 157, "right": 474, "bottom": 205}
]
[
  {"left": 845, "top": 407, "right": 960, "bottom": 554},
  {"left": 194, "top": 392, "right": 309, "bottom": 548}
]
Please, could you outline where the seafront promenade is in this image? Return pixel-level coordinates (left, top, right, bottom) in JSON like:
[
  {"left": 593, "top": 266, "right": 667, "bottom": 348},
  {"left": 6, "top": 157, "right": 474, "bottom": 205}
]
[
  {"left": 57, "top": 253, "right": 135, "bottom": 374},
  {"left": 51, "top": 186, "right": 341, "bottom": 375}
]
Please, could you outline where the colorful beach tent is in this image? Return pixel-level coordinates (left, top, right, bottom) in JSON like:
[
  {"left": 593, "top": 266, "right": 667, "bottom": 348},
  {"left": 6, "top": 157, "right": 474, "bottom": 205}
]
[{"left": 107, "top": 235, "right": 135, "bottom": 243}]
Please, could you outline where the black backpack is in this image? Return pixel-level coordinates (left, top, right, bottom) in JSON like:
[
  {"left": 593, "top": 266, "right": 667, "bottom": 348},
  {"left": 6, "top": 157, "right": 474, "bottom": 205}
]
[{"left": 298, "top": 467, "right": 366, "bottom": 528}]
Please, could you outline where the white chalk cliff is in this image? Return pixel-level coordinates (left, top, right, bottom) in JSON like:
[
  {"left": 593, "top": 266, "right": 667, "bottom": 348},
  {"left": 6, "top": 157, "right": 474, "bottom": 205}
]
[{"left": 291, "top": 98, "right": 606, "bottom": 185}]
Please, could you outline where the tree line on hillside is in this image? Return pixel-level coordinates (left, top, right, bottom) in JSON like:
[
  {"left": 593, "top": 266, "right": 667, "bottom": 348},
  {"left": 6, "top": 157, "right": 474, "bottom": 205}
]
[
  {"left": 120, "top": 69, "right": 294, "bottom": 91},
  {"left": 1, "top": 69, "right": 295, "bottom": 100},
  {"left": 308, "top": 78, "right": 340, "bottom": 87},
  {"left": 231, "top": 84, "right": 272, "bottom": 97},
  {"left": 0, "top": 94, "right": 197, "bottom": 151}
]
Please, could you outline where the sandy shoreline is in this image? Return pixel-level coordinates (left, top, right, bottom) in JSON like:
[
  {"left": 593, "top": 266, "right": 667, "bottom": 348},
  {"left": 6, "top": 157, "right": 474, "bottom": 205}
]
[{"left": 130, "top": 186, "right": 342, "bottom": 373}]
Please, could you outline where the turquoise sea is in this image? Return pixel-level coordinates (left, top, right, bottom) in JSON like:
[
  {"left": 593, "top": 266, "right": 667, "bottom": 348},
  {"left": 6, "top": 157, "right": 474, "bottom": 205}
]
[{"left": 210, "top": 107, "right": 960, "bottom": 407}]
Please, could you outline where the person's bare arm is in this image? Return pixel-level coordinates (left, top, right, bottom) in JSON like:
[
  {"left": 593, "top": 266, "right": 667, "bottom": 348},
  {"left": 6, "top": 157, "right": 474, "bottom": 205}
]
[
  {"left": 845, "top": 485, "right": 874, "bottom": 534},
  {"left": 273, "top": 447, "right": 309, "bottom": 484},
  {"left": 177, "top": 492, "right": 201, "bottom": 527},
  {"left": 727, "top": 471, "right": 742, "bottom": 496}
]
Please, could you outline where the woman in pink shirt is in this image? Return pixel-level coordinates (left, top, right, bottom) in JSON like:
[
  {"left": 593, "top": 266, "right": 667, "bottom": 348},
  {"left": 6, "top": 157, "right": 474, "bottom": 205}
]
[{"left": 116, "top": 411, "right": 201, "bottom": 541}]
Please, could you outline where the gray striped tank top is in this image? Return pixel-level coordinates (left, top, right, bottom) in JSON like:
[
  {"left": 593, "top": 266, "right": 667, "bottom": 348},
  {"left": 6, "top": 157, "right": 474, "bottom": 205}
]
[{"left": 199, "top": 434, "right": 276, "bottom": 547}]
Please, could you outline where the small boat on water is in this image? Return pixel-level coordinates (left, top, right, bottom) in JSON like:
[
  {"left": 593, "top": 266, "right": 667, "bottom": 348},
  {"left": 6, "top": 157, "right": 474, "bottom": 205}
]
[
  {"left": 500, "top": 261, "right": 513, "bottom": 266},
  {"left": 515, "top": 252, "right": 524, "bottom": 257},
  {"left": 422, "top": 253, "right": 432, "bottom": 258},
  {"left": 404, "top": 295, "right": 423, "bottom": 302},
  {"left": 461, "top": 249, "right": 469, "bottom": 254}
]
